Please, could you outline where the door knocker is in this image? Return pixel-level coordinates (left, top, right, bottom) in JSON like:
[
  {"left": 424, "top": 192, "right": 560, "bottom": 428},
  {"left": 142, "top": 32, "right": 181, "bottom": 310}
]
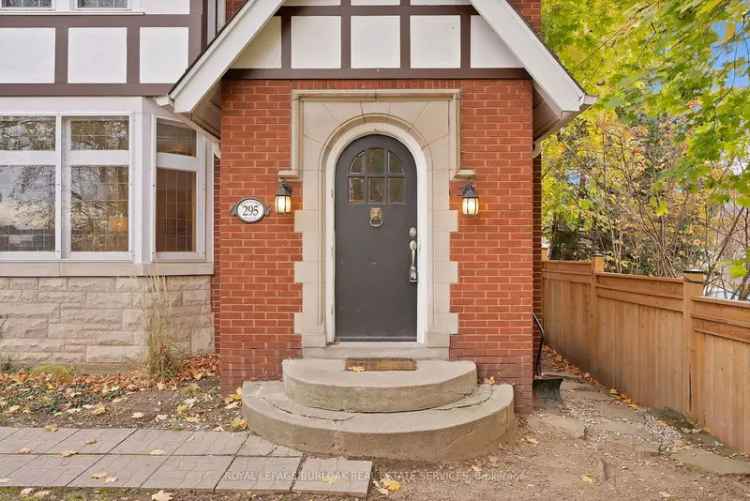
[{"left": 369, "top": 207, "right": 384, "bottom": 228}]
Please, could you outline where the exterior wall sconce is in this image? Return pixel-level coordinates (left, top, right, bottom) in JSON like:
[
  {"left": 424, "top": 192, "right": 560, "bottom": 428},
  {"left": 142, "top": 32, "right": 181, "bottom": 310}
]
[
  {"left": 275, "top": 179, "right": 293, "bottom": 214},
  {"left": 461, "top": 183, "right": 480, "bottom": 216}
]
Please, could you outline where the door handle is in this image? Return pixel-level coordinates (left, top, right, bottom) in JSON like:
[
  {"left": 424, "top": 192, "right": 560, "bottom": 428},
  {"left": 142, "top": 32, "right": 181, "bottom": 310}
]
[{"left": 409, "top": 226, "right": 418, "bottom": 284}]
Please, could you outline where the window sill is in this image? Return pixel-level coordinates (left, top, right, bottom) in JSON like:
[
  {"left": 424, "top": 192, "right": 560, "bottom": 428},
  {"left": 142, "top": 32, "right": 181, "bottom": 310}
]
[
  {"left": 0, "top": 260, "right": 213, "bottom": 277},
  {"left": 0, "top": 9, "right": 144, "bottom": 15}
]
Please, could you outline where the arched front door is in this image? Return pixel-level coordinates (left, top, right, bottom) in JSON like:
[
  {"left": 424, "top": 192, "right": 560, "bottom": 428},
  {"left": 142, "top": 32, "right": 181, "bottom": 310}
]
[{"left": 335, "top": 135, "right": 418, "bottom": 341}]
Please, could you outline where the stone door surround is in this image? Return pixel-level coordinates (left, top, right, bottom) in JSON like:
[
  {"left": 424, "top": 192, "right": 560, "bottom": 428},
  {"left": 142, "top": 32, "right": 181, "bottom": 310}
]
[{"left": 288, "top": 89, "right": 461, "bottom": 357}]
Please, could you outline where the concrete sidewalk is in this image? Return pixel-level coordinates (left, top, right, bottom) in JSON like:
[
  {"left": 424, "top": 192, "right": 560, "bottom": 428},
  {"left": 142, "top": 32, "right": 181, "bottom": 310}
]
[{"left": 0, "top": 427, "right": 372, "bottom": 497}]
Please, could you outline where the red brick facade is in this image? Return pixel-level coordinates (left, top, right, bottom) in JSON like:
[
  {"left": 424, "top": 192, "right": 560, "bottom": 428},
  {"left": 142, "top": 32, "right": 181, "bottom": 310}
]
[{"left": 216, "top": 79, "right": 536, "bottom": 411}]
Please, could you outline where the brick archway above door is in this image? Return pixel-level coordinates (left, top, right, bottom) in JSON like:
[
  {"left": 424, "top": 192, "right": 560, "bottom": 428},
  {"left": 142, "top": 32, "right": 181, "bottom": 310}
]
[{"left": 289, "top": 89, "right": 461, "bottom": 356}]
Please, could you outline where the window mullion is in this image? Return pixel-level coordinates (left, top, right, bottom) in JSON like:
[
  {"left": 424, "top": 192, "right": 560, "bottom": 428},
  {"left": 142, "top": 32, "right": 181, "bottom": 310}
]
[{"left": 55, "top": 114, "right": 63, "bottom": 259}]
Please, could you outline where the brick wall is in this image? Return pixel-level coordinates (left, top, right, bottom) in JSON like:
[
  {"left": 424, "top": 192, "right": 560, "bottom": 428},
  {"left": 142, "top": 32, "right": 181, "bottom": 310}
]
[
  {"left": 226, "top": 0, "right": 541, "bottom": 31},
  {"left": 218, "top": 79, "right": 535, "bottom": 411}
]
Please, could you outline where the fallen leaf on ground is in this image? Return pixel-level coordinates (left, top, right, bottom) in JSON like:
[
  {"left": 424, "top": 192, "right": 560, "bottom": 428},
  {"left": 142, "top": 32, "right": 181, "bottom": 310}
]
[
  {"left": 17, "top": 448, "right": 32, "bottom": 454},
  {"left": 152, "top": 490, "right": 174, "bottom": 501},
  {"left": 91, "top": 403, "right": 107, "bottom": 415},
  {"left": 33, "top": 491, "right": 50, "bottom": 499},
  {"left": 155, "top": 414, "right": 168, "bottom": 421},
  {"left": 132, "top": 412, "right": 145, "bottom": 419},
  {"left": 44, "top": 424, "right": 58, "bottom": 432},
  {"left": 231, "top": 417, "right": 248, "bottom": 431},
  {"left": 105, "top": 476, "right": 118, "bottom": 483},
  {"left": 150, "top": 449, "right": 166, "bottom": 456},
  {"left": 581, "top": 474, "right": 594, "bottom": 484},
  {"left": 84, "top": 439, "right": 97, "bottom": 446},
  {"left": 349, "top": 366, "right": 366, "bottom": 373},
  {"left": 524, "top": 437, "right": 539, "bottom": 445},
  {"left": 90, "top": 472, "right": 108, "bottom": 480},
  {"left": 20, "top": 487, "right": 34, "bottom": 496},
  {"left": 484, "top": 376, "right": 496, "bottom": 385},
  {"left": 224, "top": 401, "right": 240, "bottom": 410},
  {"left": 381, "top": 475, "right": 401, "bottom": 493},
  {"left": 60, "top": 450, "right": 77, "bottom": 457},
  {"left": 659, "top": 492, "right": 673, "bottom": 498}
]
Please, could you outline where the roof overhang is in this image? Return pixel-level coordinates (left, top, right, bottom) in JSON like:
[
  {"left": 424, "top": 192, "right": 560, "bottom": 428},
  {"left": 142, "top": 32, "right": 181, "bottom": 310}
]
[{"left": 165, "top": 0, "right": 595, "bottom": 144}]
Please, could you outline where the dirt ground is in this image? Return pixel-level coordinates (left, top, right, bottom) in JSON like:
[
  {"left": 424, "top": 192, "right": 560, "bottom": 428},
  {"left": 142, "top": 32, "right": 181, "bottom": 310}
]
[{"left": 1, "top": 350, "right": 749, "bottom": 500}]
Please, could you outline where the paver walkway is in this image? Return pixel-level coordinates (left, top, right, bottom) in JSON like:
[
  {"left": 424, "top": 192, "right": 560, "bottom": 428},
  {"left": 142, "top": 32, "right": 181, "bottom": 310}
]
[{"left": 0, "top": 427, "right": 372, "bottom": 497}]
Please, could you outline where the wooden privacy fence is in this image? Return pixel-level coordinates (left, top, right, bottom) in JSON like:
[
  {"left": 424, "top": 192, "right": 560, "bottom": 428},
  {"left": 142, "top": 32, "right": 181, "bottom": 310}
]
[{"left": 542, "top": 258, "right": 750, "bottom": 454}]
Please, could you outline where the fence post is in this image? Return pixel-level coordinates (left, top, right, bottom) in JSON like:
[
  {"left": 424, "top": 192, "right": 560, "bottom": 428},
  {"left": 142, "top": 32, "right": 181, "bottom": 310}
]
[
  {"left": 683, "top": 270, "right": 706, "bottom": 420},
  {"left": 589, "top": 255, "right": 604, "bottom": 375}
]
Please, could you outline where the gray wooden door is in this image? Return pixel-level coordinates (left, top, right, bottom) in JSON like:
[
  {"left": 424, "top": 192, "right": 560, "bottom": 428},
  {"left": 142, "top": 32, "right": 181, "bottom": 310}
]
[{"left": 335, "top": 135, "right": 418, "bottom": 341}]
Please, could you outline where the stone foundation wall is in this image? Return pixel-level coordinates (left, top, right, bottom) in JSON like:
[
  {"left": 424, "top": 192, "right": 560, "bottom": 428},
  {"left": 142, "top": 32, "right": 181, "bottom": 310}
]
[{"left": 0, "top": 276, "right": 214, "bottom": 367}]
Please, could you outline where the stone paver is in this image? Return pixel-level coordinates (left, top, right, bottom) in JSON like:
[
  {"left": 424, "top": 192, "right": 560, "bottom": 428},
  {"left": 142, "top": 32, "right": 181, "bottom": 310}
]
[
  {"left": 672, "top": 448, "right": 750, "bottom": 475},
  {"left": 110, "top": 429, "right": 192, "bottom": 455},
  {"left": 270, "top": 445, "right": 303, "bottom": 457},
  {"left": 0, "top": 454, "right": 37, "bottom": 478},
  {"left": 0, "top": 427, "right": 18, "bottom": 442},
  {"left": 143, "top": 455, "right": 234, "bottom": 490},
  {"left": 70, "top": 455, "right": 168, "bottom": 488},
  {"left": 173, "top": 431, "right": 248, "bottom": 456},
  {"left": 48, "top": 428, "right": 135, "bottom": 454},
  {"left": 216, "top": 457, "right": 301, "bottom": 492},
  {"left": 2, "top": 454, "right": 102, "bottom": 487},
  {"left": 293, "top": 457, "right": 372, "bottom": 498},
  {"left": 236, "top": 434, "right": 275, "bottom": 456},
  {"left": 0, "top": 427, "right": 78, "bottom": 454}
]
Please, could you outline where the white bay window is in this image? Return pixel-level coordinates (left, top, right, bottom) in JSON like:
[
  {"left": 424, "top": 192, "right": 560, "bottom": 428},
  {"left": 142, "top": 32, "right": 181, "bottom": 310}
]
[
  {"left": 154, "top": 118, "right": 205, "bottom": 260},
  {"left": 0, "top": 106, "right": 214, "bottom": 275}
]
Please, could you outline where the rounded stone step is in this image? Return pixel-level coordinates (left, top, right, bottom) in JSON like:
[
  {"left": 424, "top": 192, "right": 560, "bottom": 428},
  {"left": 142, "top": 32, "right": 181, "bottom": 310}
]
[
  {"left": 242, "top": 381, "right": 514, "bottom": 462},
  {"left": 282, "top": 359, "right": 477, "bottom": 412}
]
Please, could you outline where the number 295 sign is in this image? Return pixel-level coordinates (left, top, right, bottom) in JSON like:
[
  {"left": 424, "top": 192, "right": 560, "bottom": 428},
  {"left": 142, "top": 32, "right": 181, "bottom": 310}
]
[{"left": 231, "top": 197, "right": 267, "bottom": 224}]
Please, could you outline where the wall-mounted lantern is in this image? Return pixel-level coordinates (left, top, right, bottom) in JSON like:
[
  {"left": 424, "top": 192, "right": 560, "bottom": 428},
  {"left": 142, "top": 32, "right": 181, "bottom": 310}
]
[
  {"left": 461, "top": 183, "right": 480, "bottom": 216},
  {"left": 275, "top": 179, "right": 293, "bottom": 214}
]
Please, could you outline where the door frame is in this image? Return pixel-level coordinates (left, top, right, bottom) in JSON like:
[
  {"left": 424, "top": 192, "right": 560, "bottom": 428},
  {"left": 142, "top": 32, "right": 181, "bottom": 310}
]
[{"left": 324, "top": 123, "right": 431, "bottom": 344}]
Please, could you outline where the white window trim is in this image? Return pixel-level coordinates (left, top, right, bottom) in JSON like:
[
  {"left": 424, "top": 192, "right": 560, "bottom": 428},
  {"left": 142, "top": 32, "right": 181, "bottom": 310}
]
[
  {"left": 62, "top": 115, "right": 133, "bottom": 261},
  {"left": 151, "top": 116, "right": 207, "bottom": 262}
]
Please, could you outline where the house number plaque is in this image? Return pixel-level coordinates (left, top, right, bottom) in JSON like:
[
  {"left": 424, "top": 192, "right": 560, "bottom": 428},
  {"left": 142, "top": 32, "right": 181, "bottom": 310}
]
[{"left": 232, "top": 197, "right": 267, "bottom": 224}]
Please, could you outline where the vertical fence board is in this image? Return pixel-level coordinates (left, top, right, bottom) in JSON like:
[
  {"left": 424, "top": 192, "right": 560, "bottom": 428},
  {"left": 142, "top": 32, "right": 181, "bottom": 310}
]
[{"left": 542, "top": 260, "right": 750, "bottom": 454}]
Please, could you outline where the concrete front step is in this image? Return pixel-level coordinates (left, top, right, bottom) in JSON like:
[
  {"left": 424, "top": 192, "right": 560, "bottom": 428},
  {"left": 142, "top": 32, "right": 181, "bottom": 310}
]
[
  {"left": 283, "top": 359, "right": 477, "bottom": 412},
  {"left": 241, "top": 381, "right": 514, "bottom": 462}
]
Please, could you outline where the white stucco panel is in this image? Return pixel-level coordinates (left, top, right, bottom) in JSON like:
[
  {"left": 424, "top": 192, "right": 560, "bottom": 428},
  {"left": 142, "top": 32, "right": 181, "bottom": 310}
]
[
  {"left": 351, "top": 0, "right": 400, "bottom": 4},
  {"left": 291, "top": 16, "right": 341, "bottom": 69},
  {"left": 140, "top": 27, "right": 190, "bottom": 84},
  {"left": 351, "top": 16, "right": 400, "bottom": 69},
  {"left": 410, "top": 16, "right": 461, "bottom": 68},
  {"left": 0, "top": 28, "right": 55, "bottom": 84},
  {"left": 470, "top": 15, "right": 522, "bottom": 68},
  {"left": 68, "top": 28, "right": 127, "bottom": 84},
  {"left": 143, "top": 0, "right": 190, "bottom": 14},
  {"left": 234, "top": 16, "right": 282, "bottom": 69}
]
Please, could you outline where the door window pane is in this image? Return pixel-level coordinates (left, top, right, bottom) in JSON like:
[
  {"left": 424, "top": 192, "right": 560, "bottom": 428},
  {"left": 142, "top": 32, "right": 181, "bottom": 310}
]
[
  {"left": 70, "top": 119, "right": 129, "bottom": 151},
  {"left": 71, "top": 166, "right": 129, "bottom": 252},
  {"left": 389, "top": 177, "right": 405, "bottom": 204},
  {"left": 366, "top": 148, "right": 385, "bottom": 175},
  {"left": 388, "top": 151, "right": 403, "bottom": 175},
  {"left": 349, "top": 177, "right": 365, "bottom": 203},
  {"left": 368, "top": 178, "right": 385, "bottom": 203},
  {"left": 0, "top": 165, "right": 55, "bottom": 252},
  {"left": 156, "top": 168, "right": 196, "bottom": 253},
  {"left": 350, "top": 152, "right": 364, "bottom": 174},
  {"left": 0, "top": 116, "right": 55, "bottom": 151},
  {"left": 157, "top": 120, "right": 197, "bottom": 157},
  {"left": 1, "top": 0, "right": 52, "bottom": 6}
]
